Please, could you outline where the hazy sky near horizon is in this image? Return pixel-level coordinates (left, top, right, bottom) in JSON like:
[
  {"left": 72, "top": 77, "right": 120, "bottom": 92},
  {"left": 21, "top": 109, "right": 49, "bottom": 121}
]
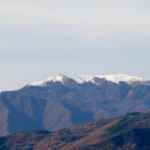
[{"left": 0, "top": 0, "right": 150, "bottom": 90}]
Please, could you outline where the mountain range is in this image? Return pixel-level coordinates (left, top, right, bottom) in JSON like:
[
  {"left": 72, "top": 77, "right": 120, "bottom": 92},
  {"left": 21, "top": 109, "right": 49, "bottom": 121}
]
[
  {"left": 0, "top": 74, "right": 150, "bottom": 136},
  {"left": 0, "top": 112, "right": 150, "bottom": 150}
]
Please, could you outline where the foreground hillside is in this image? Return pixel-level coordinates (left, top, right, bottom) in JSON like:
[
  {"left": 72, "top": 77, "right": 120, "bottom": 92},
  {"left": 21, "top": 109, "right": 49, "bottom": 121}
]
[
  {"left": 0, "top": 112, "right": 150, "bottom": 150},
  {"left": 0, "top": 75, "right": 150, "bottom": 136}
]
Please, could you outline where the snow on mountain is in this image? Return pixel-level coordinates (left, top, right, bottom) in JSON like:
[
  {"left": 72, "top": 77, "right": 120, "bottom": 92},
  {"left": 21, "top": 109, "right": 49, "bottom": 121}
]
[
  {"left": 29, "top": 74, "right": 75, "bottom": 86},
  {"left": 99, "top": 74, "right": 144, "bottom": 83},
  {"left": 79, "top": 74, "right": 144, "bottom": 84},
  {"left": 29, "top": 74, "right": 144, "bottom": 86},
  {"left": 29, "top": 74, "right": 144, "bottom": 87}
]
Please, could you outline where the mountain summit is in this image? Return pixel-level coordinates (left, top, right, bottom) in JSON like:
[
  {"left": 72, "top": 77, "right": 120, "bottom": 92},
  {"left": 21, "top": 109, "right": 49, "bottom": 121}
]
[
  {"left": 99, "top": 74, "right": 144, "bottom": 83},
  {"left": 30, "top": 74, "right": 76, "bottom": 86},
  {"left": 29, "top": 74, "right": 144, "bottom": 87}
]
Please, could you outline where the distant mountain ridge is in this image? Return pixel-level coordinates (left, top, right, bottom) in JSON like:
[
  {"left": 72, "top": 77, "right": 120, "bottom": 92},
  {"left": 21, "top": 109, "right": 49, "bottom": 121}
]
[
  {"left": 0, "top": 74, "right": 150, "bottom": 136},
  {"left": 29, "top": 74, "right": 145, "bottom": 87}
]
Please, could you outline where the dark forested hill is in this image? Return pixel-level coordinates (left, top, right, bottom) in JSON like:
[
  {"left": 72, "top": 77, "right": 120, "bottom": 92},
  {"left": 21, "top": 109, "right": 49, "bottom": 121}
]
[{"left": 0, "top": 112, "right": 150, "bottom": 150}]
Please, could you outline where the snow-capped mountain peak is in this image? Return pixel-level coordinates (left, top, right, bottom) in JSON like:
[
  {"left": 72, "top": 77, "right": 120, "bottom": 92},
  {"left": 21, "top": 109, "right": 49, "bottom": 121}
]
[
  {"left": 79, "top": 74, "right": 144, "bottom": 84},
  {"left": 47, "top": 74, "right": 69, "bottom": 82},
  {"left": 29, "top": 74, "right": 144, "bottom": 87},
  {"left": 29, "top": 74, "right": 73, "bottom": 86},
  {"left": 99, "top": 74, "right": 144, "bottom": 83}
]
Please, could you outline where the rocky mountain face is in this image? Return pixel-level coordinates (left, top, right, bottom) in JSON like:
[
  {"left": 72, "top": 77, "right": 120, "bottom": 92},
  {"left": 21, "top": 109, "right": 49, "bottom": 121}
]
[
  {"left": 1, "top": 112, "right": 150, "bottom": 150},
  {"left": 0, "top": 74, "right": 150, "bottom": 136}
]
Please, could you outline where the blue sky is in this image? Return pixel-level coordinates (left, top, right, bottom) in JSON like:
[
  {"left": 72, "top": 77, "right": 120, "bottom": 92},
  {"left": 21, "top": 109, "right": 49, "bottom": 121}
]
[{"left": 0, "top": 0, "right": 150, "bottom": 90}]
